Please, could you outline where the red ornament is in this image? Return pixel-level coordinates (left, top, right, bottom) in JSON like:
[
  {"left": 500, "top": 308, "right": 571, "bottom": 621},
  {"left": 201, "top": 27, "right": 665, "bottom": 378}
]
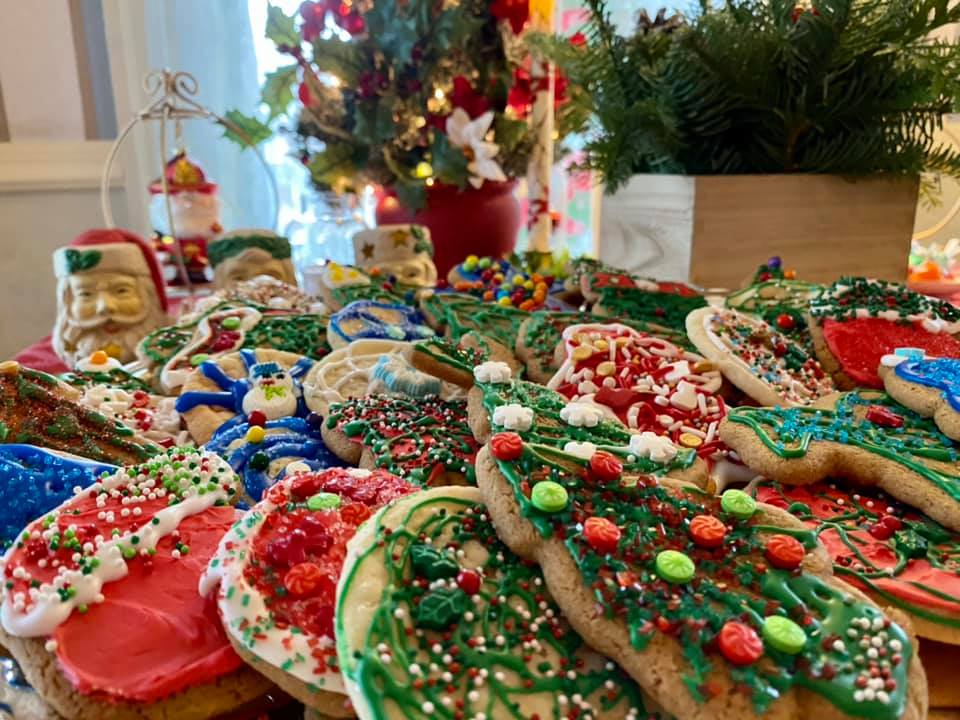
[
  {"left": 775, "top": 313, "right": 795, "bottom": 330},
  {"left": 283, "top": 562, "right": 328, "bottom": 597},
  {"left": 589, "top": 451, "right": 623, "bottom": 483},
  {"left": 248, "top": 410, "right": 267, "bottom": 428},
  {"left": 865, "top": 405, "right": 904, "bottom": 429},
  {"left": 490, "top": 432, "right": 523, "bottom": 461},
  {"left": 764, "top": 534, "right": 806, "bottom": 570},
  {"left": 583, "top": 517, "right": 621, "bottom": 554},
  {"left": 457, "top": 569, "right": 482, "bottom": 595},
  {"left": 718, "top": 621, "right": 763, "bottom": 666},
  {"left": 569, "top": 31, "right": 587, "bottom": 47},
  {"left": 490, "top": 0, "right": 529, "bottom": 34},
  {"left": 689, "top": 515, "right": 726, "bottom": 549}
]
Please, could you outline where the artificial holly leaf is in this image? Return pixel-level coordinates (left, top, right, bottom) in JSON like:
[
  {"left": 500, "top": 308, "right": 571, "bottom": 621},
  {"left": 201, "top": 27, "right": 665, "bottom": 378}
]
[
  {"left": 410, "top": 543, "right": 460, "bottom": 580},
  {"left": 353, "top": 96, "right": 397, "bottom": 145},
  {"left": 222, "top": 110, "right": 273, "bottom": 148},
  {"left": 265, "top": 4, "right": 300, "bottom": 48},
  {"left": 394, "top": 181, "right": 427, "bottom": 212},
  {"left": 64, "top": 248, "right": 101, "bottom": 274},
  {"left": 431, "top": 133, "right": 469, "bottom": 188},
  {"left": 262, "top": 63, "right": 298, "bottom": 120},
  {"left": 364, "top": 1, "right": 418, "bottom": 61},
  {"left": 307, "top": 144, "right": 357, "bottom": 188},
  {"left": 415, "top": 587, "right": 468, "bottom": 631},
  {"left": 311, "top": 37, "right": 362, "bottom": 86}
]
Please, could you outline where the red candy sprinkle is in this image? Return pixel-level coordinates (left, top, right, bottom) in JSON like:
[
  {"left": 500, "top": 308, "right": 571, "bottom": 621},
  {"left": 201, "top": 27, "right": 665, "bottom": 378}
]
[
  {"left": 490, "top": 432, "right": 523, "bottom": 461},
  {"left": 583, "top": 517, "right": 621, "bottom": 554},
  {"left": 764, "top": 534, "right": 806, "bottom": 570},
  {"left": 718, "top": 621, "right": 763, "bottom": 666},
  {"left": 865, "top": 405, "right": 904, "bottom": 428},
  {"left": 589, "top": 451, "right": 623, "bottom": 482},
  {"left": 283, "top": 561, "right": 327, "bottom": 597},
  {"left": 689, "top": 515, "right": 726, "bottom": 549},
  {"left": 457, "top": 569, "right": 482, "bottom": 595},
  {"left": 776, "top": 313, "right": 795, "bottom": 330},
  {"left": 248, "top": 410, "right": 267, "bottom": 427}
]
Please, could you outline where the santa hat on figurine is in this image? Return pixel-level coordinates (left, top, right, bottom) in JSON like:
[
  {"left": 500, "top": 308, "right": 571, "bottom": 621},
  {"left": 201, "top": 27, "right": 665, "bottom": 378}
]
[
  {"left": 53, "top": 228, "right": 170, "bottom": 312},
  {"left": 352, "top": 225, "right": 437, "bottom": 287}
]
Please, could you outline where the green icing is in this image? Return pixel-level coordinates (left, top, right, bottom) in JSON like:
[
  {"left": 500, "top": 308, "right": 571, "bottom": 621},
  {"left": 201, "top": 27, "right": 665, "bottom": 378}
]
[
  {"left": 727, "top": 390, "right": 960, "bottom": 503},
  {"left": 59, "top": 368, "right": 152, "bottom": 393},
  {"left": 422, "top": 293, "right": 527, "bottom": 349},
  {"left": 336, "top": 493, "right": 663, "bottom": 719},
  {"left": 241, "top": 313, "right": 331, "bottom": 359},
  {"left": 810, "top": 276, "right": 960, "bottom": 323},
  {"left": 412, "top": 337, "right": 488, "bottom": 376},
  {"left": 492, "top": 440, "right": 913, "bottom": 718}
]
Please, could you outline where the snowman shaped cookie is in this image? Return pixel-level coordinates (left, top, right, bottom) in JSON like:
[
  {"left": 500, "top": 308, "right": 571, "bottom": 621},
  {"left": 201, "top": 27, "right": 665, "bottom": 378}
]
[{"left": 241, "top": 361, "right": 300, "bottom": 420}]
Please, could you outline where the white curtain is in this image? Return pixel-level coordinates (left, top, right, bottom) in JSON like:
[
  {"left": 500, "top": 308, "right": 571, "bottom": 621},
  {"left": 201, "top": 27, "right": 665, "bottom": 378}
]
[{"left": 103, "top": 0, "right": 274, "bottom": 236}]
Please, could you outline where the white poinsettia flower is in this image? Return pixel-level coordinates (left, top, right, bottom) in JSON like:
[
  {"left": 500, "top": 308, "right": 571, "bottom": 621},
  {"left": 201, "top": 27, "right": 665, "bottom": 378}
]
[{"left": 445, "top": 108, "right": 507, "bottom": 189}]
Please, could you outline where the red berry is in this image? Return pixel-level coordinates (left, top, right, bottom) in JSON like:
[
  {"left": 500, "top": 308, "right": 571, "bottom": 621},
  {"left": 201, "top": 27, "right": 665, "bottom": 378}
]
[
  {"left": 457, "top": 569, "right": 482, "bottom": 595},
  {"left": 775, "top": 313, "right": 795, "bottom": 330},
  {"left": 248, "top": 410, "right": 267, "bottom": 427},
  {"left": 689, "top": 514, "right": 726, "bottom": 549},
  {"left": 764, "top": 534, "right": 806, "bottom": 570},
  {"left": 583, "top": 517, "right": 621, "bottom": 554},
  {"left": 718, "top": 621, "right": 763, "bottom": 665},
  {"left": 490, "top": 432, "right": 523, "bottom": 461},
  {"left": 589, "top": 451, "right": 623, "bottom": 482},
  {"left": 868, "top": 523, "right": 895, "bottom": 541}
]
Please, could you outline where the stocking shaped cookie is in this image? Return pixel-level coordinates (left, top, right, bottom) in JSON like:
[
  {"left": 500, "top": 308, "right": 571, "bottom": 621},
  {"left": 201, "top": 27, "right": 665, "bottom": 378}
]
[
  {"left": 754, "top": 480, "right": 960, "bottom": 646},
  {"left": 0, "top": 449, "right": 272, "bottom": 720},
  {"left": 336, "top": 485, "right": 664, "bottom": 720},
  {"left": 808, "top": 277, "right": 960, "bottom": 389},
  {"left": 686, "top": 307, "right": 836, "bottom": 406},
  {"left": 548, "top": 323, "right": 726, "bottom": 460},
  {"left": 468, "top": 362, "right": 706, "bottom": 486},
  {"left": 0, "top": 361, "right": 158, "bottom": 466},
  {"left": 475, "top": 436, "right": 927, "bottom": 720},
  {"left": 322, "top": 395, "right": 479, "bottom": 486},
  {"left": 202, "top": 467, "right": 417, "bottom": 716},
  {"left": 721, "top": 390, "right": 960, "bottom": 532}
]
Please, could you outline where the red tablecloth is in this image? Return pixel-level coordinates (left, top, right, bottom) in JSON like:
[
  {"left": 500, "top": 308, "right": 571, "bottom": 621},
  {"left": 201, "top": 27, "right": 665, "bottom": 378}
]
[{"left": 14, "top": 336, "right": 68, "bottom": 374}]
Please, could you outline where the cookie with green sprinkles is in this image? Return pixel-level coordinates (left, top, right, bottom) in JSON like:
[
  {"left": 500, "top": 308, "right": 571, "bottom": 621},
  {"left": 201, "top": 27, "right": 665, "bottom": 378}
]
[
  {"left": 202, "top": 466, "right": 417, "bottom": 716},
  {"left": 409, "top": 333, "right": 521, "bottom": 390},
  {"left": 475, "top": 436, "right": 928, "bottom": 720},
  {"left": 335, "top": 484, "right": 668, "bottom": 720},
  {"left": 724, "top": 279, "right": 824, "bottom": 353},
  {"left": 720, "top": 389, "right": 960, "bottom": 533}
]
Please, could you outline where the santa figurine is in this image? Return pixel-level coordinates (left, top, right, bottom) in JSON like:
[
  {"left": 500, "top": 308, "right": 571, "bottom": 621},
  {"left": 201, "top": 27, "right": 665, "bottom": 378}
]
[
  {"left": 207, "top": 229, "right": 297, "bottom": 289},
  {"left": 352, "top": 225, "right": 437, "bottom": 287},
  {"left": 52, "top": 229, "right": 171, "bottom": 368},
  {"left": 149, "top": 150, "right": 222, "bottom": 285}
]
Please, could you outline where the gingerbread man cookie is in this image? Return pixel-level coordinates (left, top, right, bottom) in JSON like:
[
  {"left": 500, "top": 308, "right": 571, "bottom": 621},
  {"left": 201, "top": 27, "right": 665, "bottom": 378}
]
[
  {"left": 880, "top": 349, "right": 960, "bottom": 441},
  {"left": 475, "top": 435, "right": 927, "bottom": 720},
  {"left": 686, "top": 307, "right": 836, "bottom": 407},
  {"left": 202, "top": 467, "right": 417, "bottom": 716},
  {"left": 721, "top": 390, "right": 960, "bottom": 532},
  {"left": 336, "top": 485, "right": 664, "bottom": 720}
]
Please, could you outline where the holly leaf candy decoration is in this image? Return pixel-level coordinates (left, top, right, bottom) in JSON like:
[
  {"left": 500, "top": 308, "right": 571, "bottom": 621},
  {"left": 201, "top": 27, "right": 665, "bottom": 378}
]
[
  {"left": 64, "top": 248, "right": 102, "bottom": 274},
  {"left": 415, "top": 587, "right": 469, "bottom": 631},
  {"left": 893, "top": 528, "right": 928, "bottom": 559},
  {"left": 411, "top": 543, "right": 460, "bottom": 580}
]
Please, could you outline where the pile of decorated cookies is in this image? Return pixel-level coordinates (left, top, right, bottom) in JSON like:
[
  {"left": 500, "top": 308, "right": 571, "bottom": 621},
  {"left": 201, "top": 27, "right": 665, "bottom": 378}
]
[{"left": 2, "top": 229, "right": 959, "bottom": 720}]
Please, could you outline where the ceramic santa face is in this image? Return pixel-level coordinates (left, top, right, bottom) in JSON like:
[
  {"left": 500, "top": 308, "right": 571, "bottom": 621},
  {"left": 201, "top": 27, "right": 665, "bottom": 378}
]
[
  {"left": 52, "top": 230, "right": 170, "bottom": 368},
  {"left": 353, "top": 225, "right": 437, "bottom": 287},
  {"left": 208, "top": 230, "right": 297, "bottom": 290}
]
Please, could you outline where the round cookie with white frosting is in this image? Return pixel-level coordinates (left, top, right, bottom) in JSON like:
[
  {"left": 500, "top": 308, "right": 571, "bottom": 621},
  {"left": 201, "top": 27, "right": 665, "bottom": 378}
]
[{"left": 201, "top": 467, "right": 417, "bottom": 716}]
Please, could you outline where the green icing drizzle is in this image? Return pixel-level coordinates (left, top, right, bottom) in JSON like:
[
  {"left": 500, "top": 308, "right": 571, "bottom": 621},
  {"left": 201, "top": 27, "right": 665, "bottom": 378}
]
[
  {"left": 336, "top": 493, "right": 664, "bottom": 719},
  {"left": 59, "top": 368, "right": 152, "bottom": 393},
  {"left": 241, "top": 313, "right": 331, "bottom": 359},
  {"left": 810, "top": 276, "right": 960, "bottom": 323},
  {"left": 422, "top": 293, "right": 528, "bottom": 349}
]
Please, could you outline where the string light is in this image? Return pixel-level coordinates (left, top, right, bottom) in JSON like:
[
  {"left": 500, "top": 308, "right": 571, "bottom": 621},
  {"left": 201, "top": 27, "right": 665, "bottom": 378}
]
[
  {"left": 414, "top": 116, "right": 427, "bottom": 128},
  {"left": 434, "top": 87, "right": 445, "bottom": 100},
  {"left": 425, "top": 178, "right": 435, "bottom": 187},
  {"left": 414, "top": 161, "right": 434, "bottom": 179}
]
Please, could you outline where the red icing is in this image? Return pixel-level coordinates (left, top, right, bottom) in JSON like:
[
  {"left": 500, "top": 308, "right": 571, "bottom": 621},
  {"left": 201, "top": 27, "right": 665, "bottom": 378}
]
[
  {"left": 248, "top": 469, "right": 416, "bottom": 642},
  {"left": 755, "top": 483, "right": 960, "bottom": 618},
  {"left": 821, "top": 317, "right": 960, "bottom": 388},
  {"left": 54, "top": 507, "right": 242, "bottom": 702}
]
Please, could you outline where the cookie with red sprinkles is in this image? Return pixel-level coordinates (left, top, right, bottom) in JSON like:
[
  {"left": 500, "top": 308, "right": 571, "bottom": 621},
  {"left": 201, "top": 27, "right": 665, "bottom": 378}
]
[
  {"left": 475, "top": 435, "right": 928, "bottom": 720},
  {"left": 335, "top": 485, "right": 666, "bottom": 720},
  {"left": 201, "top": 466, "right": 417, "bottom": 715}
]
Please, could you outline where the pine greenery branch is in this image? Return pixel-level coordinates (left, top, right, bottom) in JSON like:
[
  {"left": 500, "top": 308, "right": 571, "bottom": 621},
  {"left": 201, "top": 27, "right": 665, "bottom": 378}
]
[{"left": 537, "top": 0, "right": 960, "bottom": 191}]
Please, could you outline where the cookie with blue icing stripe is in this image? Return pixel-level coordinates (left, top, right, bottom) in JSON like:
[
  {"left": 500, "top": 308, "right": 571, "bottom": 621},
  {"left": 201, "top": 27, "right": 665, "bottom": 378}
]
[
  {"left": 881, "top": 350, "right": 960, "bottom": 441},
  {"left": 327, "top": 300, "right": 434, "bottom": 349}
]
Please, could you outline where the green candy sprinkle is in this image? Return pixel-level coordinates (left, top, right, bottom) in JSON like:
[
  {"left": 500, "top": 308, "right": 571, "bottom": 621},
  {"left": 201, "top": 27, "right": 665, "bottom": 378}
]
[
  {"left": 221, "top": 316, "right": 242, "bottom": 330},
  {"left": 189, "top": 353, "right": 211, "bottom": 367},
  {"left": 654, "top": 550, "right": 695, "bottom": 584},
  {"left": 721, "top": 489, "right": 757, "bottom": 520},
  {"left": 531, "top": 481, "right": 568, "bottom": 512},
  {"left": 307, "top": 492, "right": 342, "bottom": 511},
  {"left": 762, "top": 615, "right": 806, "bottom": 654}
]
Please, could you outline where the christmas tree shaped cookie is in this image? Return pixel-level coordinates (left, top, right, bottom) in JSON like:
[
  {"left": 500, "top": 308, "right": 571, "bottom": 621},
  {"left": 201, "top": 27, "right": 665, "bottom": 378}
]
[
  {"left": 475, "top": 436, "right": 927, "bottom": 719},
  {"left": 585, "top": 271, "right": 706, "bottom": 332},
  {"left": 721, "top": 390, "right": 960, "bottom": 532},
  {"left": 754, "top": 480, "right": 960, "bottom": 645},
  {"left": 0, "top": 361, "right": 158, "bottom": 465},
  {"left": 420, "top": 292, "right": 528, "bottom": 351},
  {"left": 202, "top": 467, "right": 417, "bottom": 716},
  {"left": 336, "top": 485, "right": 666, "bottom": 720},
  {"left": 808, "top": 277, "right": 960, "bottom": 389},
  {"left": 322, "top": 395, "right": 479, "bottom": 486},
  {"left": 467, "top": 361, "right": 706, "bottom": 486}
]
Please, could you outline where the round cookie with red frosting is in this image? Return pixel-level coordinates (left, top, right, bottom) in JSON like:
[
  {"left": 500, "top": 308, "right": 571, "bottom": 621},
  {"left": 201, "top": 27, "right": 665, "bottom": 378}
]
[
  {"left": 201, "top": 467, "right": 417, "bottom": 716},
  {"left": 0, "top": 449, "right": 272, "bottom": 720},
  {"left": 808, "top": 277, "right": 960, "bottom": 389}
]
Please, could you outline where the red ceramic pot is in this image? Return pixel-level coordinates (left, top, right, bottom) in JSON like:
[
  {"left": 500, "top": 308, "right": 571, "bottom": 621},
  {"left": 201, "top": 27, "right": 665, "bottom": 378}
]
[{"left": 375, "top": 181, "right": 521, "bottom": 277}]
